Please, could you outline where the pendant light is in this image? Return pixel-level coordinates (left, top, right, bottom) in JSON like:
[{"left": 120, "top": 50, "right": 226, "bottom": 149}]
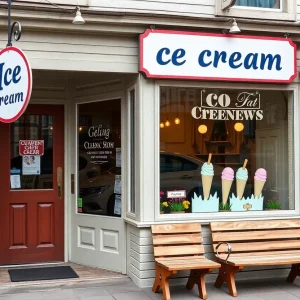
[
  {"left": 174, "top": 93, "right": 180, "bottom": 125},
  {"left": 160, "top": 92, "right": 165, "bottom": 129},
  {"left": 165, "top": 92, "right": 170, "bottom": 127}
]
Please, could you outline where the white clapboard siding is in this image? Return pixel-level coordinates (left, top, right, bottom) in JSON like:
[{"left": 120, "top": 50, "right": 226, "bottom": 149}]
[
  {"left": 127, "top": 224, "right": 290, "bottom": 288},
  {"left": 0, "top": 31, "right": 138, "bottom": 73}
]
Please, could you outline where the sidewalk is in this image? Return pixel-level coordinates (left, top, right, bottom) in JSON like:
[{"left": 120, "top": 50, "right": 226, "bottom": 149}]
[{"left": 1, "top": 277, "right": 300, "bottom": 300}]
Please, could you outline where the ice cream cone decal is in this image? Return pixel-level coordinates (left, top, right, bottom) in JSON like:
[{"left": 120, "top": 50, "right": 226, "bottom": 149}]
[
  {"left": 201, "top": 153, "right": 213, "bottom": 200},
  {"left": 236, "top": 159, "right": 248, "bottom": 200},
  {"left": 254, "top": 168, "right": 267, "bottom": 198},
  {"left": 221, "top": 167, "right": 234, "bottom": 205}
]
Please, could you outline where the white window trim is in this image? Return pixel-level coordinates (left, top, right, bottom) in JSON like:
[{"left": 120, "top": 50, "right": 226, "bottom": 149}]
[
  {"left": 215, "top": 0, "right": 296, "bottom": 22},
  {"left": 126, "top": 84, "right": 137, "bottom": 220},
  {"left": 154, "top": 81, "right": 300, "bottom": 222}
]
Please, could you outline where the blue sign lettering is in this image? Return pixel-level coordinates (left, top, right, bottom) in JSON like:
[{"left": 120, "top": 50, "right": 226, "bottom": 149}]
[{"left": 157, "top": 47, "right": 186, "bottom": 66}]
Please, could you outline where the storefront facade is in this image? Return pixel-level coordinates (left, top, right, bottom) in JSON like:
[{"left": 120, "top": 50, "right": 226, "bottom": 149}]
[{"left": 0, "top": 0, "right": 300, "bottom": 288}]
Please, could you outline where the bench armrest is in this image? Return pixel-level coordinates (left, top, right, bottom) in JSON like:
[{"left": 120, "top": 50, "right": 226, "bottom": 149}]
[{"left": 216, "top": 242, "right": 232, "bottom": 264}]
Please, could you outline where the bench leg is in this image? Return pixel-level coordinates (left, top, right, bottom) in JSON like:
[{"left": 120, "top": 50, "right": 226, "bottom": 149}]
[
  {"left": 226, "top": 265, "right": 241, "bottom": 297},
  {"left": 186, "top": 269, "right": 214, "bottom": 300},
  {"left": 287, "top": 264, "right": 300, "bottom": 283},
  {"left": 215, "top": 264, "right": 226, "bottom": 288},
  {"left": 152, "top": 264, "right": 176, "bottom": 300}
]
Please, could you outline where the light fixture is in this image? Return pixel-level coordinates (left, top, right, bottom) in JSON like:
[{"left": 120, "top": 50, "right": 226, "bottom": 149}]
[
  {"left": 198, "top": 125, "right": 207, "bottom": 134},
  {"left": 79, "top": 126, "right": 83, "bottom": 132},
  {"left": 234, "top": 122, "right": 244, "bottom": 132},
  {"left": 174, "top": 117, "right": 180, "bottom": 125},
  {"left": 223, "top": 18, "right": 241, "bottom": 34},
  {"left": 160, "top": 122, "right": 165, "bottom": 129},
  {"left": 73, "top": 6, "right": 85, "bottom": 25},
  {"left": 49, "top": 126, "right": 53, "bottom": 130},
  {"left": 165, "top": 119, "right": 171, "bottom": 127},
  {"left": 229, "top": 18, "right": 241, "bottom": 34}
]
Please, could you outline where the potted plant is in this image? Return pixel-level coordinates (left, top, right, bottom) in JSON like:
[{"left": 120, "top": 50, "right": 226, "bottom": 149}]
[
  {"left": 169, "top": 198, "right": 190, "bottom": 214},
  {"left": 160, "top": 201, "right": 168, "bottom": 214},
  {"left": 266, "top": 197, "right": 281, "bottom": 210},
  {"left": 219, "top": 202, "right": 232, "bottom": 212}
]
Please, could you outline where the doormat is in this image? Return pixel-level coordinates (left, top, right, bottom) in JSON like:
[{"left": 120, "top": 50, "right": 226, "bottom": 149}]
[{"left": 8, "top": 266, "right": 79, "bottom": 282}]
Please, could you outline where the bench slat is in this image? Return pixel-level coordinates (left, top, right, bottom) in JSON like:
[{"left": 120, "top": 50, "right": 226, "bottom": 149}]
[
  {"left": 210, "top": 220, "right": 300, "bottom": 232},
  {"left": 152, "top": 233, "right": 202, "bottom": 245},
  {"left": 212, "top": 229, "right": 300, "bottom": 242},
  {"left": 225, "top": 250, "right": 300, "bottom": 258},
  {"left": 213, "top": 240, "right": 300, "bottom": 253},
  {"left": 220, "top": 254, "right": 300, "bottom": 267},
  {"left": 151, "top": 223, "right": 201, "bottom": 234},
  {"left": 156, "top": 256, "right": 220, "bottom": 271},
  {"left": 154, "top": 244, "right": 204, "bottom": 257}
]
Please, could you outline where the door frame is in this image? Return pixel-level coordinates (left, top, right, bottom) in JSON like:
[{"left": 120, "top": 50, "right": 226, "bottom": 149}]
[
  {"left": 28, "top": 98, "right": 69, "bottom": 264},
  {"left": 69, "top": 90, "right": 127, "bottom": 274}
]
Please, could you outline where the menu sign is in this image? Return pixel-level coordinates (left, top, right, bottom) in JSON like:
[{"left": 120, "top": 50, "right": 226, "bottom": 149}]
[{"left": 84, "top": 125, "right": 114, "bottom": 164}]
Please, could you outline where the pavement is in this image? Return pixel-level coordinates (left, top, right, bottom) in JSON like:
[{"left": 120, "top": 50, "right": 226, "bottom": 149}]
[{"left": 1, "top": 276, "right": 300, "bottom": 299}]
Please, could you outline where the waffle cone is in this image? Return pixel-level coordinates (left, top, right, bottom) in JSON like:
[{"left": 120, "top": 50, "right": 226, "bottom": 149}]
[
  {"left": 254, "top": 180, "right": 266, "bottom": 198},
  {"left": 202, "top": 175, "right": 213, "bottom": 200},
  {"left": 222, "top": 179, "right": 233, "bottom": 205},
  {"left": 236, "top": 179, "right": 247, "bottom": 200}
]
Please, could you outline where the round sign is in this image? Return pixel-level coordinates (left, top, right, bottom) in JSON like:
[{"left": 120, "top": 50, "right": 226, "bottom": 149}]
[{"left": 0, "top": 47, "right": 32, "bottom": 123}]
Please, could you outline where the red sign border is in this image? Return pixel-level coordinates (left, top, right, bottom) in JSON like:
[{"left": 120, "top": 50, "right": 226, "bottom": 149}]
[
  {"left": 139, "top": 29, "right": 297, "bottom": 84},
  {"left": 19, "top": 140, "right": 44, "bottom": 156},
  {"left": 0, "top": 47, "right": 32, "bottom": 123}
]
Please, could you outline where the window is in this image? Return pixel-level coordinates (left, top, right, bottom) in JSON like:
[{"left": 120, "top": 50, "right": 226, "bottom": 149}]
[
  {"left": 77, "top": 99, "right": 122, "bottom": 217},
  {"left": 235, "top": 0, "right": 280, "bottom": 9},
  {"left": 216, "top": 0, "right": 295, "bottom": 21},
  {"left": 159, "top": 87, "right": 294, "bottom": 214}
]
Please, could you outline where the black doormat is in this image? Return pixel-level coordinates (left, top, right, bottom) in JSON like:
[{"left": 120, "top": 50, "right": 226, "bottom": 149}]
[{"left": 8, "top": 266, "right": 79, "bottom": 282}]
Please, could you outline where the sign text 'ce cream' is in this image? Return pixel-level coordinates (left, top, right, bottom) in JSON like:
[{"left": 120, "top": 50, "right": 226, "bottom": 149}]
[{"left": 139, "top": 30, "right": 297, "bottom": 83}]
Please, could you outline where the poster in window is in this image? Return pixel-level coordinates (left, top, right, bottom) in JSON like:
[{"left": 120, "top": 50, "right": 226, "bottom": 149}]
[{"left": 22, "top": 155, "right": 41, "bottom": 175}]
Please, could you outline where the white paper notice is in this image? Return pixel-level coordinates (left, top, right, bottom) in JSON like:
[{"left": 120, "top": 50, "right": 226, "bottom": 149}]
[
  {"left": 10, "top": 175, "right": 21, "bottom": 189},
  {"left": 22, "top": 155, "right": 41, "bottom": 175},
  {"left": 114, "top": 194, "right": 122, "bottom": 215},
  {"left": 116, "top": 148, "right": 121, "bottom": 167},
  {"left": 114, "top": 175, "right": 122, "bottom": 194}
]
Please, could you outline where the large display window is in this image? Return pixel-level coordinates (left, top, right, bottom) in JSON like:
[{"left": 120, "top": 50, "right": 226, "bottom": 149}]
[{"left": 159, "top": 87, "right": 294, "bottom": 214}]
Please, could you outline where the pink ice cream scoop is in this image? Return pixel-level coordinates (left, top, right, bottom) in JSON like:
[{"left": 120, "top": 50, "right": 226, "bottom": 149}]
[
  {"left": 254, "top": 168, "right": 267, "bottom": 181},
  {"left": 222, "top": 167, "right": 234, "bottom": 180}
]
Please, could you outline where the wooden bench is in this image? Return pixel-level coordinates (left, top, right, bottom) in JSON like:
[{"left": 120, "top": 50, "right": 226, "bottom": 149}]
[
  {"left": 151, "top": 223, "right": 221, "bottom": 300},
  {"left": 210, "top": 219, "right": 300, "bottom": 297}
]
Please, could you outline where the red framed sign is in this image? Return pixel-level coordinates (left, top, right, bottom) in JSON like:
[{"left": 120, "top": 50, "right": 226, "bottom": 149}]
[
  {"left": 139, "top": 29, "right": 297, "bottom": 83},
  {"left": 0, "top": 47, "right": 32, "bottom": 123},
  {"left": 19, "top": 140, "right": 44, "bottom": 156}
]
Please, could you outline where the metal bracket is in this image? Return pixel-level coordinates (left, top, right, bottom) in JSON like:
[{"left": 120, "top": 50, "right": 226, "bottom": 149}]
[
  {"left": 7, "top": 0, "right": 22, "bottom": 47},
  {"left": 216, "top": 242, "right": 232, "bottom": 264}
]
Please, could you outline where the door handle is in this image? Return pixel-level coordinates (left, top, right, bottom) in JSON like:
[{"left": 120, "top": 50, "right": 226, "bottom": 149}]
[{"left": 57, "top": 167, "right": 63, "bottom": 200}]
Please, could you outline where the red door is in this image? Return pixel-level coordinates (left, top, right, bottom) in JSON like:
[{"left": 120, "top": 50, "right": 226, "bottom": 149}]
[{"left": 0, "top": 105, "right": 64, "bottom": 264}]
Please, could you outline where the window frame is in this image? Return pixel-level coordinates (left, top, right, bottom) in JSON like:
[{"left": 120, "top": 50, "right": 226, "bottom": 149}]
[
  {"left": 154, "top": 80, "right": 299, "bottom": 222},
  {"left": 215, "top": 0, "right": 296, "bottom": 22}
]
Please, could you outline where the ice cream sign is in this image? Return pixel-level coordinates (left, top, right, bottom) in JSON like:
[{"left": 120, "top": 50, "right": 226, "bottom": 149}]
[
  {"left": 140, "top": 29, "right": 296, "bottom": 83},
  {"left": 0, "top": 47, "right": 32, "bottom": 123},
  {"left": 191, "top": 90, "right": 263, "bottom": 121}
]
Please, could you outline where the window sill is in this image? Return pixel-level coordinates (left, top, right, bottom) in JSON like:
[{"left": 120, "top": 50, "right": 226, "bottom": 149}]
[{"left": 215, "top": 7, "right": 296, "bottom": 22}]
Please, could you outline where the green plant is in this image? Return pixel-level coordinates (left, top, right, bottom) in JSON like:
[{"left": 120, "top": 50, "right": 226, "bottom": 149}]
[
  {"left": 219, "top": 203, "right": 232, "bottom": 211},
  {"left": 168, "top": 199, "right": 190, "bottom": 212},
  {"left": 160, "top": 201, "right": 168, "bottom": 211},
  {"left": 266, "top": 197, "right": 281, "bottom": 209}
]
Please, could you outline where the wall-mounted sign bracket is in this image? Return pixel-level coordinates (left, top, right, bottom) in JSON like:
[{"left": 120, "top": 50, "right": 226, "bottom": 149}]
[
  {"left": 7, "top": 0, "right": 22, "bottom": 47},
  {"left": 222, "top": 0, "right": 236, "bottom": 10}
]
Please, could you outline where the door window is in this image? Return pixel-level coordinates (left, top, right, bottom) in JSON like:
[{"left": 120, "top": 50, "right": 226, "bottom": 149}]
[
  {"left": 77, "top": 100, "right": 121, "bottom": 217},
  {"left": 10, "top": 115, "right": 53, "bottom": 189}
]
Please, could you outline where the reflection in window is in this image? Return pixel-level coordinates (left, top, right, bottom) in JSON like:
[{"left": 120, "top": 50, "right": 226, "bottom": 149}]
[
  {"left": 77, "top": 100, "right": 121, "bottom": 217},
  {"left": 10, "top": 115, "right": 53, "bottom": 189},
  {"left": 234, "top": 0, "right": 280, "bottom": 8},
  {"left": 159, "top": 87, "right": 293, "bottom": 214}
]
